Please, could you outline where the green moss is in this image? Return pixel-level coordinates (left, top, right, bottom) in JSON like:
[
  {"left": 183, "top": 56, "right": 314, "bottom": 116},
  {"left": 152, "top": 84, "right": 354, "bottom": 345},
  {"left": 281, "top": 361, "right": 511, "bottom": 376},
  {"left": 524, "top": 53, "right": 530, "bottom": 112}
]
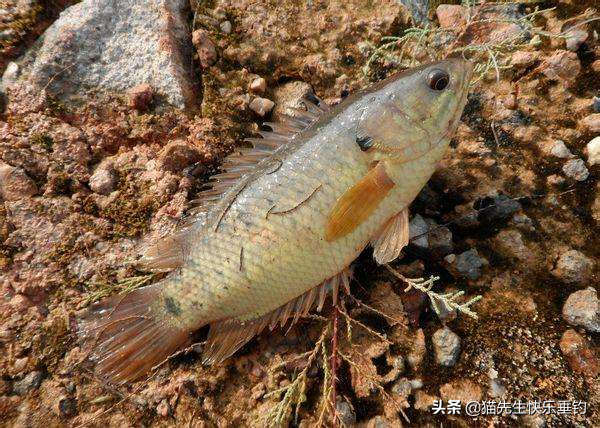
[
  {"left": 30, "top": 133, "right": 54, "bottom": 151},
  {"left": 100, "top": 177, "right": 163, "bottom": 239}
]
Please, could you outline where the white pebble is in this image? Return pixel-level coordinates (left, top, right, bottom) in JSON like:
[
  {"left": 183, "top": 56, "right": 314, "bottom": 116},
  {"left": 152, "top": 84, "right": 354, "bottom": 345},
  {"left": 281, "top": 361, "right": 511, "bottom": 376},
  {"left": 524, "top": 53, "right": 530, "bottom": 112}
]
[
  {"left": 249, "top": 97, "right": 274, "bottom": 116},
  {"left": 585, "top": 136, "right": 600, "bottom": 166},
  {"left": 562, "top": 158, "right": 589, "bottom": 181}
]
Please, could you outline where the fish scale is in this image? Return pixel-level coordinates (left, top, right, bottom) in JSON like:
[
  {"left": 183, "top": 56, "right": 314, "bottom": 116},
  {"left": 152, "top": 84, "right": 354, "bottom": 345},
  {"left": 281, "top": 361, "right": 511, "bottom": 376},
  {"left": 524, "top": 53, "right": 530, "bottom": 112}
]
[{"left": 78, "top": 58, "right": 473, "bottom": 382}]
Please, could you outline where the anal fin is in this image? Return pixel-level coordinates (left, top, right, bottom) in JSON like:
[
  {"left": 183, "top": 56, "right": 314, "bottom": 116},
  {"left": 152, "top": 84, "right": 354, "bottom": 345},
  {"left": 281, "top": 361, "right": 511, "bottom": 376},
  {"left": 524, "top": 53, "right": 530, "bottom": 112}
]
[
  {"left": 371, "top": 208, "right": 409, "bottom": 265},
  {"left": 202, "top": 267, "right": 352, "bottom": 364}
]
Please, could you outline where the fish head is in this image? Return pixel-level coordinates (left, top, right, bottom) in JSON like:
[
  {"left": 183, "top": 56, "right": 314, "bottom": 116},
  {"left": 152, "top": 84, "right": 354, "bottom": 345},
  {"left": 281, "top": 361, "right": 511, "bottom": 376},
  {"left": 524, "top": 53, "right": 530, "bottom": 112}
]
[{"left": 356, "top": 58, "right": 473, "bottom": 162}]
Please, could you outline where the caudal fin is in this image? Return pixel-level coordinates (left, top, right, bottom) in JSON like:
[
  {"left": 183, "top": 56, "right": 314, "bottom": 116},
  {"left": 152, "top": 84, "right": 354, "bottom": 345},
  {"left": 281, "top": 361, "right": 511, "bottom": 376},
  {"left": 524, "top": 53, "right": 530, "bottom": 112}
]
[{"left": 78, "top": 283, "right": 190, "bottom": 384}]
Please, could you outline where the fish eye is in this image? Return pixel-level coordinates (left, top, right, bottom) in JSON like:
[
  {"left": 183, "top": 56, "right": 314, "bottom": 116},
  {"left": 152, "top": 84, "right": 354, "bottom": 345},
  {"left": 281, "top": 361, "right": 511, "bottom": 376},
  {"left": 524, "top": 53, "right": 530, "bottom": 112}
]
[{"left": 427, "top": 69, "right": 450, "bottom": 91}]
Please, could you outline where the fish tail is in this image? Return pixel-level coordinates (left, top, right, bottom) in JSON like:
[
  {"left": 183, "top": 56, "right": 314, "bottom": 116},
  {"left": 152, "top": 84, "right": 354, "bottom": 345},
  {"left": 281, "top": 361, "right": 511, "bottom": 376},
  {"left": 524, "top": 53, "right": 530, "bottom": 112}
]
[{"left": 77, "top": 280, "right": 192, "bottom": 383}]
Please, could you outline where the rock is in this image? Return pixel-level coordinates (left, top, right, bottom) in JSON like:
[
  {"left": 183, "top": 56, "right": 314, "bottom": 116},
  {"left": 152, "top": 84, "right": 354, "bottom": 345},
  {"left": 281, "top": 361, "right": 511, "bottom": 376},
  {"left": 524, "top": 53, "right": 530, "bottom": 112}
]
[
  {"left": 1, "top": 61, "right": 19, "bottom": 89},
  {"left": 541, "top": 139, "right": 573, "bottom": 159},
  {"left": 364, "top": 415, "right": 396, "bottom": 428},
  {"left": 593, "top": 96, "right": 600, "bottom": 113},
  {"left": 562, "top": 288, "right": 600, "bottom": 333},
  {"left": 409, "top": 214, "right": 429, "bottom": 250},
  {"left": 559, "top": 329, "right": 599, "bottom": 378},
  {"left": 13, "top": 371, "right": 43, "bottom": 395},
  {"left": 0, "top": 161, "right": 37, "bottom": 201},
  {"left": 127, "top": 83, "right": 154, "bottom": 111},
  {"left": 424, "top": 218, "right": 453, "bottom": 258},
  {"left": 249, "top": 97, "right": 275, "bottom": 117},
  {"left": 522, "top": 414, "right": 547, "bottom": 428},
  {"left": 407, "top": 328, "right": 426, "bottom": 371},
  {"left": 547, "top": 174, "right": 565, "bottom": 186},
  {"left": 585, "top": 136, "right": 600, "bottom": 166},
  {"left": 494, "top": 229, "right": 530, "bottom": 261},
  {"left": 158, "top": 140, "right": 201, "bottom": 172},
  {"left": 272, "top": 81, "right": 314, "bottom": 119},
  {"left": 562, "top": 158, "right": 589, "bottom": 181},
  {"left": 249, "top": 77, "right": 266, "bottom": 94},
  {"left": 398, "top": 0, "right": 429, "bottom": 26},
  {"left": 436, "top": 5, "right": 466, "bottom": 29},
  {"left": 541, "top": 50, "right": 581, "bottom": 84},
  {"left": 192, "top": 29, "right": 217, "bottom": 68},
  {"left": 580, "top": 113, "right": 600, "bottom": 133},
  {"left": 89, "top": 163, "right": 117, "bottom": 195},
  {"left": 432, "top": 327, "right": 461, "bottom": 367},
  {"left": 335, "top": 399, "right": 356, "bottom": 426},
  {"left": 552, "top": 249, "right": 594, "bottom": 285},
  {"left": 564, "top": 28, "right": 588, "bottom": 51},
  {"left": 18, "top": 0, "right": 196, "bottom": 109},
  {"left": 57, "top": 396, "right": 77, "bottom": 417},
  {"left": 455, "top": 249, "right": 486, "bottom": 280},
  {"left": 219, "top": 20, "right": 232, "bottom": 34},
  {"left": 439, "top": 379, "right": 482, "bottom": 404},
  {"left": 478, "top": 194, "right": 521, "bottom": 224}
]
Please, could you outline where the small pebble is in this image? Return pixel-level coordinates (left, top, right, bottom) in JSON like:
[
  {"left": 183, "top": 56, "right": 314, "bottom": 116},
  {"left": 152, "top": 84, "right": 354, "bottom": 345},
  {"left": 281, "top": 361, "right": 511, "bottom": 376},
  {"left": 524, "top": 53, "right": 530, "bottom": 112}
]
[
  {"left": 192, "top": 29, "right": 217, "bottom": 68},
  {"left": 409, "top": 214, "right": 429, "bottom": 250},
  {"left": 551, "top": 249, "right": 594, "bottom": 285},
  {"left": 13, "top": 371, "right": 43, "bottom": 396},
  {"left": 249, "top": 97, "right": 275, "bottom": 116},
  {"left": 249, "top": 77, "right": 266, "bottom": 94},
  {"left": 156, "top": 399, "right": 170, "bottom": 417},
  {"left": 127, "top": 83, "right": 153, "bottom": 111},
  {"left": 559, "top": 329, "right": 599, "bottom": 378},
  {"left": 548, "top": 139, "right": 573, "bottom": 159},
  {"left": 58, "top": 396, "right": 77, "bottom": 417},
  {"left": 546, "top": 174, "right": 565, "bottom": 186},
  {"left": 580, "top": 113, "right": 600, "bottom": 133},
  {"left": 455, "top": 249, "right": 486, "bottom": 280},
  {"left": 335, "top": 399, "right": 356, "bottom": 427},
  {"left": 89, "top": 165, "right": 117, "bottom": 195},
  {"left": 478, "top": 194, "right": 521, "bottom": 224},
  {"left": 593, "top": 96, "right": 600, "bottom": 113},
  {"left": 562, "top": 287, "right": 600, "bottom": 333},
  {"left": 585, "top": 136, "right": 600, "bottom": 166},
  {"left": 562, "top": 158, "right": 589, "bottom": 181},
  {"left": 432, "top": 327, "right": 461, "bottom": 367},
  {"left": 219, "top": 20, "right": 232, "bottom": 34},
  {"left": 0, "top": 161, "right": 37, "bottom": 201},
  {"left": 541, "top": 50, "right": 580, "bottom": 83},
  {"left": 391, "top": 377, "right": 413, "bottom": 397}
]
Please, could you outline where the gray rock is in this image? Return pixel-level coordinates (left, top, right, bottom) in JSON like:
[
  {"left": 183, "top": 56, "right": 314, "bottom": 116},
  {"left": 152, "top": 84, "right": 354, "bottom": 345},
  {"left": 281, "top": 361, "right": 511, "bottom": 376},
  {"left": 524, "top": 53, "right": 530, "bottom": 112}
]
[
  {"left": 562, "top": 158, "right": 589, "bottom": 181},
  {"left": 89, "top": 164, "right": 117, "bottom": 195},
  {"left": 432, "top": 327, "right": 461, "bottom": 367},
  {"left": 478, "top": 194, "right": 521, "bottom": 224},
  {"left": 551, "top": 249, "right": 594, "bottom": 285},
  {"left": 13, "top": 371, "right": 43, "bottom": 395},
  {"left": 272, "top": 80, "right": 314, "bottom": 119},
  {"left": 409, "top": 214, "right": 429, "bottom": 250},
  {"left": 593, "top": 96, "right": 600, "bottom": 113},
  {"left": 425, "top": 218, "right": 453, "bottom": 257},
  {"left": 548, "top": 140, "right": 573, "bottom": 159},
  {"left": 398, "top": 0, "right": 430, "bottom": 26},
  {"left": 391, "top": 377, "right": 413, "bottom": 397},
  {"left": 455, "top": 249, "right": 486, "bottom": 280},
  {"left": 7, "top": 0, "right": 197, "bottom": 109},
  {"left": 562, "top": 287, "right": 600, "bottom": 333},
  {"left": 335, "top": 399, "right": 356, "bottom": 427},
  {"left": 219, "top": 20, "right": 232, "bottom": 34}
]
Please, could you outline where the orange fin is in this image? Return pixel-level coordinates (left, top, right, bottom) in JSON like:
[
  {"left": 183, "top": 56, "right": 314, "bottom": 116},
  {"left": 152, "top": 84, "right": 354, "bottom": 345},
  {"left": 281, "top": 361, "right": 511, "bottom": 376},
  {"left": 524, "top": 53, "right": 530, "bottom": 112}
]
[
  {"left": 78, "top": 282, "right": 191, "bottom": 383},
  {"left": 371, "top": 208, "right": 409, "bottom": 264},
  {"left": 202, "top": 267, "right": 352, "bottom": 364},
  {"left": 325, "top": 162, "right": 395, "bottom": 242}
]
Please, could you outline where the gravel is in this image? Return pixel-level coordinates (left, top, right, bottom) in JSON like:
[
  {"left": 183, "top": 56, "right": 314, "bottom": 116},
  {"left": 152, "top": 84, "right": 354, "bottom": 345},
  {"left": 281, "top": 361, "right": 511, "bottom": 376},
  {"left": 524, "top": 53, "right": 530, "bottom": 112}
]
[
  {"left": 432, "top": 327, "right": 461, "bottom": 367},
  {"left": 249, "top": 97, "right": 275, "bottom": 116},
  {"left": 562, "top": 158, "right": 589, "bottom": 181},
  {"left": 13, "top": 371, "right": 43, "bottom": 396},
  {"left": 454, "top": 249, "right": 486, "bottom": 280},
  {"left": 562, "top": 287, "right": 600, "bottom": 333},
  {"left": 580, "top": 113, "right": 600, "bottom": 133},
  {"left": 551, "top": 249, "right": 594, "bottom": 285},
  {"left": 585, "top": 136, "right": 600, "bottom": 166}
]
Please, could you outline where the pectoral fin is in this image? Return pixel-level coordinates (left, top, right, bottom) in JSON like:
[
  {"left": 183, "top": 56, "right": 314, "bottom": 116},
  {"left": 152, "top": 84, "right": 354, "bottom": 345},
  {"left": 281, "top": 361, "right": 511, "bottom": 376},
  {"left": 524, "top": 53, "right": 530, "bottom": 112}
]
[
  {"left": 371, "top": 208, "right": 410, "bottom": 264},
  {"left": 325, "top": 162, "right": 395, "bottom": 241}
]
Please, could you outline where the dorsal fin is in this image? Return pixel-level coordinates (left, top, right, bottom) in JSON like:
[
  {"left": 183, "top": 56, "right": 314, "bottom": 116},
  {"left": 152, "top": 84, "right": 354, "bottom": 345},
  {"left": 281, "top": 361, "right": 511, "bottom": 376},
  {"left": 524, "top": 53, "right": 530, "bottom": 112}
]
[
  {"left": 136, "top": 97, "right": 327, "bottom": 272},
  {"left": 202, "top": 266, "right": 352, "bottom": 364}
]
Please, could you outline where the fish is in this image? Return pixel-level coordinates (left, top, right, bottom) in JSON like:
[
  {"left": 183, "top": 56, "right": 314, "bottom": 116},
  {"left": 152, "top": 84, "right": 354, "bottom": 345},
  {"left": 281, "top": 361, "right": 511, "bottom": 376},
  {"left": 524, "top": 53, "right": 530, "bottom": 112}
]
[{"left": 78, "top": 58, "right": 473, "bottom": 383}]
